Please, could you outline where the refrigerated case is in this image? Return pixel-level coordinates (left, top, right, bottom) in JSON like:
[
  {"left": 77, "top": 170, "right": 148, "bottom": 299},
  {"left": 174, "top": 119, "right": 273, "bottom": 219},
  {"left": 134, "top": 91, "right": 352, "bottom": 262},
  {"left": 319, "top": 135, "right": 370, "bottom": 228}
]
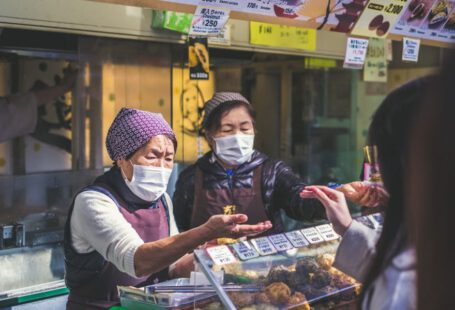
[{"left": 119, "top": 214, "right": 383, "bottom": 310}]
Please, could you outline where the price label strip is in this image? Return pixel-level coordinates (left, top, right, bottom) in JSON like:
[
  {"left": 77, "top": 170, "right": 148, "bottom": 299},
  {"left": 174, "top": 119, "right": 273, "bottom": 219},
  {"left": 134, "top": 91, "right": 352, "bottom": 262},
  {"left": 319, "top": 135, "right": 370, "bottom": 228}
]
[
  {"left": 231, "top": 240, "right": 260, "bottom": 261},
  {"left": 268, "top": 234, "right": 294, "bottom": 252},
  {"left": 285, "top": 230, "right": 310, "bottom": 248},
  {"left": 315, "top": 224, "right": 339, "bottom": 241},
  {"left": 301, "top": 227, "right": 324, "bottom": 244},
  {"left": 206, "top": 245, "right": 238, "bottom": 266},
  {"left": 250, "top": 237, "right": 277, "bottom": 256}
]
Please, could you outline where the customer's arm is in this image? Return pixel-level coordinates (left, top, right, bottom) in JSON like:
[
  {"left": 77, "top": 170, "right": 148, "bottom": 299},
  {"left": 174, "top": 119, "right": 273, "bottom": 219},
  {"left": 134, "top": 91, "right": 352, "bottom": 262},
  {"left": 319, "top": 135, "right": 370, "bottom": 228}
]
[
  {"left": 332, "top": 220, "right": 380, "bottom": 281},
  {"left": 269, "top": 160, "right": 325, "bottom": 221},
  {"left": 301, "top": 185, "right": 380, "bottom": 281},
  {"left": 72, "top": 191, "right": 271, "bottom": 278}
]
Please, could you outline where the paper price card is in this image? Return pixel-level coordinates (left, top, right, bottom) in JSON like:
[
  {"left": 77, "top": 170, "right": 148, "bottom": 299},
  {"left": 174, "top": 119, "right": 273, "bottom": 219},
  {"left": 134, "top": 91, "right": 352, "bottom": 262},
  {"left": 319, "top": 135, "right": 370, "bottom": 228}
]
[
  {"left": 402, "top": 37, "right": 421, "bottom": 62},
  {"left": 268, "top": 234, "right": 294, "bottom": 252},
  {"left": 301, "top": 227, "right": 324, "bottom": 244},
  {"left": 315, "top": 224, "right": 339, "bottom": 241},
  {"left": 285, "top": 230, "right": 310, "bottom": 248},
  {"left": 190, "top": 6, "right": 230, "bottom": 36},
  {"left": 343, "top": 37, "right": 369, "bottom": 69},
  {"left": 251, "top": 237, "right": 277, "bottom": 256},
  {"left": 250, "top": 22, "right": 317, "bottom": 51},
  {"left": 231, "top": 241, "right": 260, "bottom": 260},
  {"left": 352, "top": 0, "right": 408, "bottom": 38},
  {"left": 206, "top": 245, "right": 238, "bottom": 266}
]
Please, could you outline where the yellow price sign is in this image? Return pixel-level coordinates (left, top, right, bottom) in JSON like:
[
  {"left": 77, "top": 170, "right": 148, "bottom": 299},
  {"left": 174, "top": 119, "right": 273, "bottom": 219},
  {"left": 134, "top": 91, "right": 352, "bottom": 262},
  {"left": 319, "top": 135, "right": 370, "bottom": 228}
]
[{"left": 250, "top": 21, "right": 317, "bottom": 51}]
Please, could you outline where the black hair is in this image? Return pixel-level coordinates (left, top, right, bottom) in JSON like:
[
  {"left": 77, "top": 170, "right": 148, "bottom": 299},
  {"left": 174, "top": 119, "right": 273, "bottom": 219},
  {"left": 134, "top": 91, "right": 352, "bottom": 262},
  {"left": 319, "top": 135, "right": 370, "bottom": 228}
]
[
  {"left": 360, "top": 76, "right": 432, "bottom": 304},
  {"left": 200, "top": 101, "right": 256, "bottom": 136}
]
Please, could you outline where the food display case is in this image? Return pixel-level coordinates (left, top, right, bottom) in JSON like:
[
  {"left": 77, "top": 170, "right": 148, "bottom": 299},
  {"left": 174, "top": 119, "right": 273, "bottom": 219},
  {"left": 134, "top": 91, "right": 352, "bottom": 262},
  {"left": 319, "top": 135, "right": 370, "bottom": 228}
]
[{"left": 119, "top": 214, "right": 383, "bottom": 310}]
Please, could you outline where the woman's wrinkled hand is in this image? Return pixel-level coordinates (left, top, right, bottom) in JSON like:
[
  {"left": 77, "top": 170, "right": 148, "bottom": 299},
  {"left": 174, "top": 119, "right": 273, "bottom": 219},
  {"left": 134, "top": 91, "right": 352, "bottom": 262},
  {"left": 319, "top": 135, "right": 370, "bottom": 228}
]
[
  {"left": 202, "top": 214, "right": 272, "bottom": 240},
  {"left": 301, "top": 186, "right": 352, "bottom": 236}
]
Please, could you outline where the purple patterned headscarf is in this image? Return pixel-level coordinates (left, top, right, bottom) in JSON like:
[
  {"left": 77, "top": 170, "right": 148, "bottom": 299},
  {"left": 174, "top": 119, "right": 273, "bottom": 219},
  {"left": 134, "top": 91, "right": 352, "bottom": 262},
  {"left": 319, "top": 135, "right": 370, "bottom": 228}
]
[{"left": 106, "top": 108, "right": 177, "bottom": 161}]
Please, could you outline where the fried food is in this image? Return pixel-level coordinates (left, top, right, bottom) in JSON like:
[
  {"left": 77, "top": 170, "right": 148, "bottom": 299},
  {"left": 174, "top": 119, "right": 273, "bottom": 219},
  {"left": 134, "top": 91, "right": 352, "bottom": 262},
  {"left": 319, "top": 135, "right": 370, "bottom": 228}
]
[
  {"left": 295, "top": 258, "right": 318, "bottom": 279},
  {"left": 288, "top": 292, "right": 308, "bottom": 305},
  {"left": 228, "top": 292, "right": 255, "bottom": 308},
  {"left": 311, "top": 270, "right": 332, "bottom": 289},
  {"left": 267, "top": 265, "right": 293, "bottom": 285},
  {"left": 265, "top": 282, "right": 292, "bottom": 305},
  {"left": 316, "top": 253, "right": 335, "bottom": 271},
  {"left": 255, "top": 292, "right": 271, "bottom": 304}
]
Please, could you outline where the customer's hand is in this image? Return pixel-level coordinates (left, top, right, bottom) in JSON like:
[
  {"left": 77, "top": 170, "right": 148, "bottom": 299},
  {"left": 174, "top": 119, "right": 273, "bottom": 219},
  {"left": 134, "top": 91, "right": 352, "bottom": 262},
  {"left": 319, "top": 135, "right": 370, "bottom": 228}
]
[
  {"left": 203, "top": 214, "right": 272, "bottom": 240},
  {"left": 301, "top": 186, "right": 352, "bottom": 236},
  {"left": 337, "top": 181, "right": 388, "bottom": 207}
]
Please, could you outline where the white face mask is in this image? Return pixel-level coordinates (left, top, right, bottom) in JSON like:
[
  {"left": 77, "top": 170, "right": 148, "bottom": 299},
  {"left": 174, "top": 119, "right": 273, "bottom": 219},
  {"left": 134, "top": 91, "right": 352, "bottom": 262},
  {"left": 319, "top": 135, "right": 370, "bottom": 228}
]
[
  {"left": 213, "top": 134, "right": 255, "bottom": 166},
  {"left": 122, "top": 161, "right": 172, "bottom": 202}
]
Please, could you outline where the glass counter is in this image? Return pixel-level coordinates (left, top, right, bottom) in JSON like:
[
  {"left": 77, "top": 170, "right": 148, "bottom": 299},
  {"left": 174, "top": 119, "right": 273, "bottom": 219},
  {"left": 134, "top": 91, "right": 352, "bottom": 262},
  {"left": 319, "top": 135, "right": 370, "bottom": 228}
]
[{"left": 119, "top": 214, "right": 383, "bottom": 310}]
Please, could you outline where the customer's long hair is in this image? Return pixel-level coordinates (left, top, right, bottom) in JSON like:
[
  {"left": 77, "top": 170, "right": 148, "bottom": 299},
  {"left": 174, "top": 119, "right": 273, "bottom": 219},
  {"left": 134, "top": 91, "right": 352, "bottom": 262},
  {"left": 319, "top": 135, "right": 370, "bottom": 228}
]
[
  {"left": 360, "top": 76, "right": 432, "bottom": 304},
  {"left": 408, "top": 49, "right": 455, "bottom": 310}
]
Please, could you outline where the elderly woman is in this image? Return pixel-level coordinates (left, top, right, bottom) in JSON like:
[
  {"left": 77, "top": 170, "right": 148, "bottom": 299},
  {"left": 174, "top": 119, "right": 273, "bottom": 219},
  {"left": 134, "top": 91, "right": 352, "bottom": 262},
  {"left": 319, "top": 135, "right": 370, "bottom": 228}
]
[
  {"left": 64, "top": 108, "right": 271, "bottom": 309},
  {"left": 173, "top": 92, "right": 385, "bottom": 236},
  {"left": 173, "top": 92, "right": 327, "bottom": 235}
]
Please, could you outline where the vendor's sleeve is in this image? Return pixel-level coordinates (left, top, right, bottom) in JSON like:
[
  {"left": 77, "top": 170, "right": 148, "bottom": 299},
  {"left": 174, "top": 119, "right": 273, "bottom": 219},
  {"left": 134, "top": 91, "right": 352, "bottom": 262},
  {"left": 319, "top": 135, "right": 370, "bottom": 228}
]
[
  {"left": 333, "top": 221, "right": 380, "bottom": 282},
  {"left": 0, "top": 93, "right": 38, "bottom": 143},
  {"left": 71, "top": 191, "right": 145, "bottom": 278},
  {"left": 272, "top": 160, "right": 325, "bottom": 221}
]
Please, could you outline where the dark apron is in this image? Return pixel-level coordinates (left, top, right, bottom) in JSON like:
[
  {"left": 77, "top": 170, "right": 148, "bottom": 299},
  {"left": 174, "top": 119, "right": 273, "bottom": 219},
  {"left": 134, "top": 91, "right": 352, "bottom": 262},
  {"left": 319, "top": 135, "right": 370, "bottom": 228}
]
[
  {"left": 190, "top": 164, "right": 271, "bottom": 231},
  {"left": 66, "top": 188, "right": 170, "bottom": 310}
]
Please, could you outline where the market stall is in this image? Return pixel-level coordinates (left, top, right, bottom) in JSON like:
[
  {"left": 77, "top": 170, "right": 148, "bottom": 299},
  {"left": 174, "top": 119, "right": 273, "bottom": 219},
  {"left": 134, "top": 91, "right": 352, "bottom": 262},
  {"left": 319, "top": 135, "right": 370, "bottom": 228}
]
[{"left": 118, "top": 213, "right": 383, "bottom": 310}]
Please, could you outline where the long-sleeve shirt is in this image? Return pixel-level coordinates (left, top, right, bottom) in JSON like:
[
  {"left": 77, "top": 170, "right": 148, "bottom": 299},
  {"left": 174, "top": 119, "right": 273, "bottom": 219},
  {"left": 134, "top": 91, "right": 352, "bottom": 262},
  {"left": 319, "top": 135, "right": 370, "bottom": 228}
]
[
  {"left": 70, "top": 190, "right": 179, "bottom": 278},
  {"left": 334, "top": 221, "right": 416, "bottom": 309},
  {"left": 0, "top": 93, "right": 38, "bottom": 143}
]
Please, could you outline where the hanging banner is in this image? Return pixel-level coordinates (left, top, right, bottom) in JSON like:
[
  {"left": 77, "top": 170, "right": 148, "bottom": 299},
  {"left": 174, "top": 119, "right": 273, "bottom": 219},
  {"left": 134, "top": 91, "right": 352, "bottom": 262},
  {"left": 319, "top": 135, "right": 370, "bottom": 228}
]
[
  {"left": 158, "top": 0, "right": 369, "bottom": 32},
  {"left": 343, "top": 37, "right": 369, "bottom": 69},
  {"left": 351, "top": 0, "right": 408, "bottom": 38},
  {"left": 188, "top": 37, "right": 210, "bottom": 80},
  {"left": 250, "top": 21, "right": 316, "bottom": 51},
  {"left": 190, "top": 6, "right": 230, "bottom": 36},
  {"left": 391, "top": 0, "right": 455, "bottom": 43},
  {"left": 364, "top": 38, "right": 387, "bottom": 82},
  {"left": 402, "top": 37, "right": 421, "bottom": 61}
]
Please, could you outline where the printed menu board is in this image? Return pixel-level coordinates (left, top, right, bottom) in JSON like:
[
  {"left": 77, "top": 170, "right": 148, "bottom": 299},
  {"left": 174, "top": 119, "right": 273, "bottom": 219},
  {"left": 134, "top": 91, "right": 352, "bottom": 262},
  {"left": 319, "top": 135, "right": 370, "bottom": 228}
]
[
  {"left": 165, "top": 0, "right": 369, "bottom": 33},
  {"left": 391, "top": 0, "right": 455, "bottom": 43},
  {"left": 351, "top": 0, "right": 408, "bottom": 38}
]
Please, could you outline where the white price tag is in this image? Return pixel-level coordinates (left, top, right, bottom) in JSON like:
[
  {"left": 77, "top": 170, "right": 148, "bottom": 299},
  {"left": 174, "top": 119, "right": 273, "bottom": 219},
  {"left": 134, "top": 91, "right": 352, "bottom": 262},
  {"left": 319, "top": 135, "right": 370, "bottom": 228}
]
[
  {"left": 206, "top": 245, "right": 237, "bottom": 266},
  {"left": 268, "top": 234, "right": 294, "bottom": 252},
  {"left": 402, "top": 37, "right": 420, "bottom": 62},
  {"left": 301, "top": 227, "right": 324, "bottom": 244},
  {"left": 315, "top": 224, "right": 339, "bottom": 241},
  {"left": 251, "top": 237, "right": 277, "bottom": 256},
  {"left": 343, "top": 37, "right": 369, "bottom": 69},
  {"left": 190, "top": 6, "right": 230, "bottom": 36},
  {"left": 285, "top": 230, "right": 310, "bottom": 248},
  {"left": 231, "top": 240, "right": 260, "bottom": 261}
]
